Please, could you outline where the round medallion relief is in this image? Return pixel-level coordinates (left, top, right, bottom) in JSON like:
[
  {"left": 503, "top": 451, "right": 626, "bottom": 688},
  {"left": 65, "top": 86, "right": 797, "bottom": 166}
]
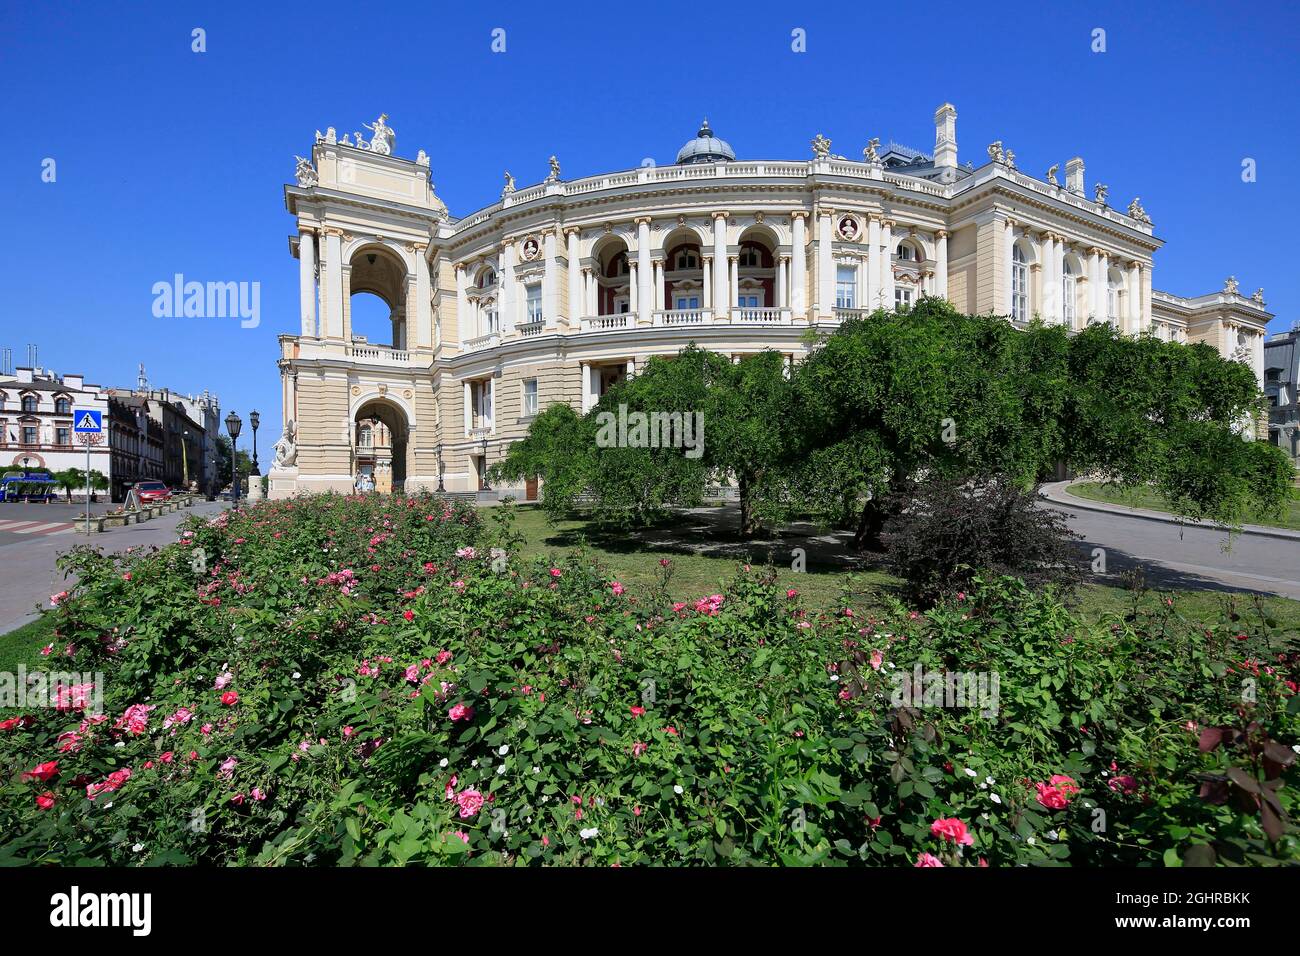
[{"left": 836, "top": 215, "right": 861, "bottom": 242}]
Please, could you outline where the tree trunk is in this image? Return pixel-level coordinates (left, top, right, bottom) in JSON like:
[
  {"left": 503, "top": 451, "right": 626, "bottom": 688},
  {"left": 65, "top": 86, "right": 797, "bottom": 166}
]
[{"left": 738, "top": 473, "right": 754, "bottom": 540}]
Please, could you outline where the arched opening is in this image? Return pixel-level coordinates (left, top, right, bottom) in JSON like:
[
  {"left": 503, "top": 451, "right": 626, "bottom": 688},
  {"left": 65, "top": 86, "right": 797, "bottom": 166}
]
[
  {"left": 1061, "top": 255, "right": 1082, "bottom": 329},
  {"left": 661, "top": 226, "right": 706, "bottom": 314},
  {"left": 348, "top": 244, "right": 409, "bottom": 349},
  {"left": 352, "top": 398, "right": 409, "bottom": 493},
  {"left": 735, "top": 226, "right": 778, "bottom": 311},
  {"left": 1106, "top": 266, "right": 1125, "bottom": 325},
  {"left": 467, "top": 264, "right": 499, "bottom": 338},
  {"left": 591, "top": 236, "right": 632, "bottom": 316},
  {"left": 1011, "top": 239, "right": 1034, "bottom": 323}
]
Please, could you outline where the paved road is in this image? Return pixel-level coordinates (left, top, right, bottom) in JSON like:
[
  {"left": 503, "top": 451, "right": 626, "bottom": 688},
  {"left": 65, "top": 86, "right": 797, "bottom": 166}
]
[
  {"left": 0, "top": 500, "right": 228, "bottom": 634},
  {"left": 1040, "top": 497, "right": 1300, "bottom": 600}
]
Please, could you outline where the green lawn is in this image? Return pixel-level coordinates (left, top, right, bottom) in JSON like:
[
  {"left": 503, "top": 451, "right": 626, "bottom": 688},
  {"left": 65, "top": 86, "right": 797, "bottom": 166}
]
[
  {"left": 497, "top": 503, "right": 1300, "bottom": 632},
  {"left": 0, "top": 615, "right": 57, "bottom": 674},
  {"left": 1067, "top": 481, "right": 1300, "bottom": 531}
]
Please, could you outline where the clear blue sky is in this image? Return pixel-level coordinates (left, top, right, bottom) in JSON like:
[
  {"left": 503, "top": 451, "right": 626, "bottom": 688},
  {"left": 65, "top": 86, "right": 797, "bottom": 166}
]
[{"left": 2, "top": 0, "right": 1298, "bottom": 429}]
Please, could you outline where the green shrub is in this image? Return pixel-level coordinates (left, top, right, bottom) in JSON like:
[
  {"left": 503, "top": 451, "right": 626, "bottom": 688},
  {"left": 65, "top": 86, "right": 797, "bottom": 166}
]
[{"left": 0, "top": 493, "right": 1295, "bottom": 866}]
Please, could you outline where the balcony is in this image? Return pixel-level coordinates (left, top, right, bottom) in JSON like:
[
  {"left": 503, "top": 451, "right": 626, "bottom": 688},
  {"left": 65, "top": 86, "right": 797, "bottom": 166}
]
[
  {"left": 463, "top": 333, "right": 501, "bottom": 353},
  {"left": 580, "top": 314, "right": 633, "bottom": 332},
  {"left": 346, "top": 343, "right": 411, "bottom": 364},
  {"left": 834, "top": 308, "right": 867, "bottom": 322},
  {"left": 655, "top": 308, "right": 712, "bottom": 326},
  {"left": 731, "top": 307, "right": 791, "bottom": 324},
  {"left": 517, "top": 321, "right": 545, "bottom": 338},
  {"left": 467, "top": 425, "right": 493, "bottom": 439}
]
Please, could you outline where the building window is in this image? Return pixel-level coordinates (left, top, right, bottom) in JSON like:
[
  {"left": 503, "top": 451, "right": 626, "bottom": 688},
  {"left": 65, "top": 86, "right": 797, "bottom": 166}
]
[
  {"left": 482, "top": 302, "right": 498, "bottom": 335},
  {"left": 1106, "top": 286, "right": 1118, "bottom": 321},
  {"left": 57, "top": 426, "right": 71, "bottom": 446},
  {"left": 526, "top": 284, "right": 543, "bottom": 323},
  {"left": 896, "top": 243, "right": 915, "bottom": 262},
  {"left": 739, "top": 246, "right": 761, "bottom": 268},
  {"left": 675, "top": 295, "right": 700, "bottom": 310},
  {"left": 1011, "top": 245, "right": 1028, "bottom": 322},
  {"left": 674, "top": 250, "right": 698, "bottom": 270},
  {"left": 359, "top": 424, "right": 372, "bottom": 447},
  {"left": 522, "top": 379, "right": 538, "bottom": 417},
  {"left": 21, "top": 395, "right": 37, "bottom": 413},
  {"left": 836, "top": 265, "right": 857, "bottom": 309},
  {"left": 22, "top": 426, "right": 37, "bottom": 445},
  {"left": 738, "top": 294, "right": 760, "bottom": 308},
  {"left": 1061, "top": 262, "right": 1078, "bottom": 328},
  {"left": 895, "top": 287, "right": 914, "bottom": 311},
  {"left": 55, "top": 397, "right": 71, "bottom": 414}
]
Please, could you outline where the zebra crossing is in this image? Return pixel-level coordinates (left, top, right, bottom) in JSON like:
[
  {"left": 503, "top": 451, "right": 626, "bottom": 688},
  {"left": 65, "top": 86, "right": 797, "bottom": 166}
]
[{"left": 0, "top": 518, "right": 76, "bottom": 537}]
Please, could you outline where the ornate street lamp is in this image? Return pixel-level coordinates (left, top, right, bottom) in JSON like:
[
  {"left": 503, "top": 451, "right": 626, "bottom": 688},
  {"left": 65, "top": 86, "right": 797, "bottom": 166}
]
[
  {"left": 479, "top": 437, "right": 491, "bottom": 491},
  {"left": 435, "top": 443, "right": 445, "bottom": 492},
  {"left": 249, "top": 409, "right": 261, "bottom": 475},
  {"left": 225, "top": 411, "right": 242, "bottom": 510}
]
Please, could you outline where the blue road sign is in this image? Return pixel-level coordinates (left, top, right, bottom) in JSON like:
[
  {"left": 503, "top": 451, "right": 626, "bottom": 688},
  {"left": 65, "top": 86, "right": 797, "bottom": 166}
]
[{"left": 73, "top": 408, "right": 103, "bottom": 433}]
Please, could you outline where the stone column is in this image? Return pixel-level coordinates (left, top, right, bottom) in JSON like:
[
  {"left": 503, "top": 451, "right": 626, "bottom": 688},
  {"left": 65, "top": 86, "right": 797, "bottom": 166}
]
[
  {"left": 578, "top": 362, "right": 589, "bottom": 412},
  {"left": 323, "top": 229, "right": 344, "bottom": 339},
  {"left": 455, "top": 263, "right": 468, "bottom": 345},
  {"left": 580, "top": 267, "right": 592, "bottom": 320},
  {"left": 462, "top": 380, "right": 472, "bottom": 435},
  {"left": 628, "top": 260, "right": 638, "bottom": 315},
  {"left": 816, "top": 208, "right": 834, "bottom": 318},
  {"left": 935, "top": 229, "right": 948, "bottom": 301},
  {"left": 1002, "top": 218, "right": 1017, "bottom": 316},
  {"left": 1127, "top": 261, "right": 1141, "bottom": 333},
  {"left": 566, "top": 228, "right": 581, "bottom": 325},
  {"left": 777, "top": 255, "right": 788, "bottom": 310},
  {"left": 728, "top": 254, "right": 739, "bottom": 316},
  {"left": 413, "top": 244, "right": 431, "bottom": 348},
  {"left": 652, "top": 258, "right": 664, "bottom": 313},
  {"left": 636, "top": 217, "right": 652, "bottom": 326},
  {"left": 1041, "top": 233, "right": 1057, "bottom": 323},
  {"left": 543, "top": 228, "right": 559, "bottom": 327},
  {"left": 713, "top": 212, "right": 729, "bottom": 310},
  {"left": 298, "top": 229, "right": 317, "bottom": 337},
  {"left": 1141, "top": 262, "right": 1152, "bottom": 332},
  {"left": 790, "top": 212, "right": 807, "bottom": 317},
  {"left": 499, "top": 241, "right": 517, "bottom": 335},
  {"left": 880, "top": 220, "right": 895, "bottom": 309},
  {"left": 867, "top": 216, "right": 881, "bottom": 309},
  {"left": 702, "top": 255, "right": 713, "bottom": 310}
]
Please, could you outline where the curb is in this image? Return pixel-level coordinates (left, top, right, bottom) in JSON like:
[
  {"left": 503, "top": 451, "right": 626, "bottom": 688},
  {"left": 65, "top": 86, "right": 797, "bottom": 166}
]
[{"left": 1039, "top": 482, "right": 1300, "bottom": 542}]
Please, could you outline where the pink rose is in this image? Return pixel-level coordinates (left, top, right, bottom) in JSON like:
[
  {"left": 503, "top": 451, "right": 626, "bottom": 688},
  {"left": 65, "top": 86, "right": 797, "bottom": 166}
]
[
  {"left": 930, "top": 817, "right": 974, "bottom": 846},
  {"left": 915, "top": 852, "right": 945, "bottom": 867},
  {"left": 455, "top": 788, "right": 484, "bottom": 819}
]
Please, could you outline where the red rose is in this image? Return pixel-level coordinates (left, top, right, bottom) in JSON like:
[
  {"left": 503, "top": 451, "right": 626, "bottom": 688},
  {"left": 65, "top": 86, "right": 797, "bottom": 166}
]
[
  {"left": 220, "top": 691, "right": 239, "bottom": 706},
  {"left": 21, "top": 760, "right": 59, "bottom": 782}
]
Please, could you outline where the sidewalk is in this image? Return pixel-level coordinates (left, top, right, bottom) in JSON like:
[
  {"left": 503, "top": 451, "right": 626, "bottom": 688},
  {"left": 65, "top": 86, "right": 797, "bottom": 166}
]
[
  {"left": 1040, "top": 481, "right": 1300, "bottom": 542},
  {"left": 0, "top": 500, "right": 228, "bottom": 635}
]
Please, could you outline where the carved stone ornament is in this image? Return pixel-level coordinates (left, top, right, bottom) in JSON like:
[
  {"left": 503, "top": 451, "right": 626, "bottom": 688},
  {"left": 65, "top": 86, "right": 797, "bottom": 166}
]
[
  {"left": 520, "top": 235, "right": 541, "bottom": 261},
  {"left": 1223, "top": 276, "right": 1240, "bottom": 295},
  {"left": 294, "top": 156, "right": 317, "bottom": 187},
  {"left": 272, "top": 420, "right": 297, "bottom": 468},
  {"left": 811, "top": 134, "right": 831, "bottom": 159},
  {"left": 364, "top": 114, "right": 395, "bottom": 155},
  {"left": 351, "top": 386, "right": 361, "bottom": 395},
  {"left": 836, "top": 215, "right": 861, "bottom": 242}
]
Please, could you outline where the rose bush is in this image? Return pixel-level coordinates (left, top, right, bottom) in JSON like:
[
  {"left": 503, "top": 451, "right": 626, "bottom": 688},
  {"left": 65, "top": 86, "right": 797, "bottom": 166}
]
[{"left": 0, "top": 493, "right": 1296, "bottom": 866}]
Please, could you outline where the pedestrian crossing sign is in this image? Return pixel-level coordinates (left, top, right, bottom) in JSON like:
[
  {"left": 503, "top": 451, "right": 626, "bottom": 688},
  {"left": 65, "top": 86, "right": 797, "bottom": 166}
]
[{"left": 74, "top": 409, "right": 103, "bottom": 433}]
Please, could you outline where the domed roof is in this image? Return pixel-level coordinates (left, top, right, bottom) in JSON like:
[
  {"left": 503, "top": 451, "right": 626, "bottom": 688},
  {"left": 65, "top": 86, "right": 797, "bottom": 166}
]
[{"left": 675, "top": 119, "right": 735, "bottom": 165}]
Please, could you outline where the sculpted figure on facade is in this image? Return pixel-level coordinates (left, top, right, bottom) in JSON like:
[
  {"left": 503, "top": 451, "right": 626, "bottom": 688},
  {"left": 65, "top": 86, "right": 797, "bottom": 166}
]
[
  {"left": 502, "top": 171, "right": 516, "bottom": 197},
  {"left": 1094, "top": 183, "right": 1108, "bottom": 205},
  {"left": 364, "top": 114, "right": 395, "bottom": 155},
  {"left": 811, "top": 134, "right": 831, "bottom": 159},
  {"left": 987, "top": 141, "right": 1004, "bottom": 164},
  {"left": 272, "top": 420, "right": 297, "bottom": 468},
  {"left": 547, "top": 155, "right": 561, "bottom": 181},
  {"left": 1046, "top": 164, "right": 1059, "bottom": 185},
  {"left": 294, "top": 156, "right": 317, "bottom": 188},
  {"left": 1127, "top": 197, "right": 1151, "bottom": 224},
  {"left": 1252, "top": 288, "right": 1265, "bottom": 305},
  {"left": 1223, "top": 276, "right": 1240, "bottom": 295},
  {"left": 863, "top": 137, "right": 881, "bottom": 164}
]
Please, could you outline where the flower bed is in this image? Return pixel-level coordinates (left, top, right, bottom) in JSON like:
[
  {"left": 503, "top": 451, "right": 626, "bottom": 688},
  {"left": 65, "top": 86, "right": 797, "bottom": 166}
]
[{"left": 0, "top": 493, "right": 1296, "bottom": 866}]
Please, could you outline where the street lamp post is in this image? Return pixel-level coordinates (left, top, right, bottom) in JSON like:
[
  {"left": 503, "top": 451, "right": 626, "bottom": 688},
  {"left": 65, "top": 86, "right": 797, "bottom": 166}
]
[
  {"left": 435, "top": 443, "right": 445, "bottom": 492},
  {"left": 479, "top": 438, "right": 491, "bottom": 491},
  {"left": 181, "top": 429, "right": 189, "bottom": 489},
  {"left": 249, "top": 410, "right": 261, "bottom": 475},
  {"left": 225, "top": 411, "right": 243, "bottom": 511}
]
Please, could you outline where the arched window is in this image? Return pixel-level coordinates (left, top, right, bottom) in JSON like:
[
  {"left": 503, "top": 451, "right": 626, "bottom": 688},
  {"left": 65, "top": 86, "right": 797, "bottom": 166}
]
[
  {"left": 1011, "top": 245, "right": 1028, "bottom": 322},
  {"left": 896, "top": 243, "right": 915, "bottom": 262},
  {"left": 21, "top": 394, "right": 37, "bottom": 413},
  {"left": 359, "top": 424, "right": 373, "bottom": 447},
  {"left": 611, "top": 252, "right": 629, "bottom": 277},
  {"left": 674, "top": 249, "right": 698, "bottom": 270},
  {"left": 55, "top": 397, "right": 71, "bottom": 415},
  {"left": 478, "top": 269, "right": 496, "bottom": 289},
  {"left": 1061, "top": 260, "right": 1078, "bottom": 329},
  {"left": 739, "top": 245, "right": 761, "bottom": 268}
]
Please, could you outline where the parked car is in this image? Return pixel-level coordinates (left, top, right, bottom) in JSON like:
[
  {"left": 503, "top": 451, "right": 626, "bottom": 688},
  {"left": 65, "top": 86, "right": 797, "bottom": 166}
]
[{"left": 133, "top": 481, "right": 172, "bottom": 504}]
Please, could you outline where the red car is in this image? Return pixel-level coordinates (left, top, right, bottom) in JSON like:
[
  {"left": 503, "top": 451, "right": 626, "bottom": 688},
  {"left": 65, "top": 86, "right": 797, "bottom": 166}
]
[{"left": 133, "top": 481, "right": 172, "bottom": 503}]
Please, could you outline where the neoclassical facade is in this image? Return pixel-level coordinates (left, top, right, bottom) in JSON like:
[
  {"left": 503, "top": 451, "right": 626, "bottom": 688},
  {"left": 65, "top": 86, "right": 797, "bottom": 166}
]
[{"left": 270, "top": 105, "right": 1275, "bottom": 497}]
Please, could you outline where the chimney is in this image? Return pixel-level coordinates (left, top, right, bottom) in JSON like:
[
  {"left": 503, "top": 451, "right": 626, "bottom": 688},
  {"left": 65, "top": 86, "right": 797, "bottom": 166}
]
[
  {"left": 1065, "top": 156, "right": 1085, "bottom": 196},
  {"left": 933, "top": 103, "right": 958, "bottom": 178}
]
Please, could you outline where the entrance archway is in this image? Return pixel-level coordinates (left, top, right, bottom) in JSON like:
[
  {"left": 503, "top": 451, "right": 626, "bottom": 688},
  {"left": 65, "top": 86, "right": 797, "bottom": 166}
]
[{"left": 352, "top": 398, "right": 409, "bottom": 493}]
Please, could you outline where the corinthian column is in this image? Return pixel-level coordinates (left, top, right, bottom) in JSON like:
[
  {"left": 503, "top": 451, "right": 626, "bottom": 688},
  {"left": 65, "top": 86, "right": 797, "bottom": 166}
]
[
  {"left": 636, "top": 217, "right": 652, "bottom": 326},
  {"left": 298, "top": 229, "right": 317, "bottom": 337}
]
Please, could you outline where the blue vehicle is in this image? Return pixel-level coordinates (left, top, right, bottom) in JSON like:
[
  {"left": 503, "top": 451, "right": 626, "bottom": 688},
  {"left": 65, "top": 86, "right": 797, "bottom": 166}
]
[{"left": 0, "top": 470, "right": 59, "bottom": 503}]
